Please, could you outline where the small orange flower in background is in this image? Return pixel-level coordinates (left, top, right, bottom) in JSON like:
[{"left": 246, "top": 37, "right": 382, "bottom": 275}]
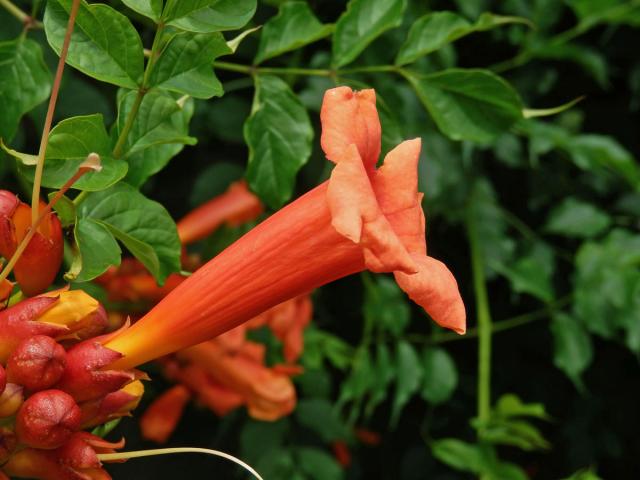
[
  {"left": 0, "top": 191, "right": 63, "bottom": 296},
  {"left": 104, "top": 86, "right": 466, "bottom": 370}
]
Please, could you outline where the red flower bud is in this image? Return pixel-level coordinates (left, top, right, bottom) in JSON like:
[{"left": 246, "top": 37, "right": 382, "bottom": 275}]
[
  {"left": 0, "top": 191, "right": 63, "bottom": 296},
  {"left": 57, "top": 432, "right": 124, "bottom": 479},
  {"left": 0, "top": 364, "right": 5, "bottom": 395},
  {"left": 79, "top": 380, "right": 144, "bottom": 428},
  {"left": 56, "top": 339, "right": 135, "bottom": 402},
  {"left": 16, "top": 389, "right": 81, "bottom": 449},
  {"left": 0, "top": 383, "right": 23, "bottom": 417},
  {"left": 0, "top": 296, "right": 64, "bottom": 363},
  {"left": 7, "top": 335, "right": 66, "bottom": 392}
]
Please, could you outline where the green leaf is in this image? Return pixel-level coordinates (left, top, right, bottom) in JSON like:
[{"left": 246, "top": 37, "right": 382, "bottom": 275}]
[
  {"left": 332, "top": 0, "right": 407, "bottom": 68},
  {"left": 407, "top": 69, "right": 523, "bottom": 143},
  {"left": 244, "top": 75, "right": 313, "bottom": 209},
  {"left": 362, "top": 275, "right": 410, "bottom": 337},
  {"left": 550, "top": 313, "right": 593, "bottom": 390},
  {"left": 545, "top": 197, "right": 612, "bottom": 238},
  {"left": 78, "top": 184, "right": 181, "bottom": 284},
  {"left": 240, "top": 418, "right": 289, "bottom": 464},
  {"left": 121, "top": 0, "right": 163, "bottom": 21},
  {"left": 364, "top": 343, "right": 395, "bottom": 418},
  {"left": 566, "top": 0, "right": 640, "bottom": 28},
  {"left": 91, "top": 418, "right": 122, "bottom": 438},
  {"left": 255, "top": 2, "right": 333, "bottom": 64},
  {"left": 420, "top": 347, "right": 458, "bottom": 405},
  {"left": 566, "top": 134, "right": 640, "bottom": 189},
  {"left": 189, "top": 162, "right": 244, "bottom": 207},
  {"left": 562, "top": 467, "right": 603, "bottom": 480},
  {"left": 48, "top": 193, "right": 76, "bottom": 228},
  {"left": 296, "top": 399, "right": 347, "bottom": 442},
  {"left": 431, "top": 439, "right": 490, "bottom": 474},
  {"left": 396, "top": 11, "right": 531, "bottom": 65},
  {"left": 391, "top": 341, "right": 422, "bottom": 425},
  {"left": 16, "top": 115, "right": 128, "bottom": 191},
  {"left": 71, "top": 218, "right": 122, "bottom": 282},
  {"left": 116, "top": 90, "right": 196, "bottom": 186},
  {"left": 493, "top": 394, "right": 550, "bottom": 421},
  {"left": 148, "top": 32, "right": 231, "bottom": 99},
  {"left": 0, "top": 38, "right": 51, "bottom": 142},
  {"left": 574, "top": 230, "right": 640, "bottom": 343},
  {"left": 163, "top": 0, "right": 257, "bottom": 33},
  {"left": 495, "top": 242, "right": 555, "bottom": 302},
  {"left": 296, "top": 448, "right": 344, "bottom": 480},
  {"left": 44, "top": 0, "right": 144, "bottom": 88},
  {"left": 480, "top": 418, "right": 551, "bottom": 451}
]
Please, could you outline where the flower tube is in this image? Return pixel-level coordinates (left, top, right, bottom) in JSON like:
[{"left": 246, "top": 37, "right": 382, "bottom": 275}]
[{"left": 104, "top": 87, "right": 466, "bottom": 370}]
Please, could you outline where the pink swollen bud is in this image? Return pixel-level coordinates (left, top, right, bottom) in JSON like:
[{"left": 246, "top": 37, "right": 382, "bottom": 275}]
[
  {"left": 16, "top": 389, "right": 81, "bottom": 449},
  {"left": 6, "top": 335, "right": 66, "bottom": 391}
]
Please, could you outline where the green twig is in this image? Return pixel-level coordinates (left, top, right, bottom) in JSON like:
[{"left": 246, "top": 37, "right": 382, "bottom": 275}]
[
  {"left": 467, "top": 205, "right": 492, "bottom": 426},
  {"left": 112, "top": 22, "right": 165, "bottom": 158},
  {"left": 0, "top": 0, "right": 40, "bottom": 27}
]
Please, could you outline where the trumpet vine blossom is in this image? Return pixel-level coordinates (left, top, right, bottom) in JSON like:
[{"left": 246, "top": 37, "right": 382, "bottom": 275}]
[{"left": 103, "top": 86, "right": 465, "bottom": 370}]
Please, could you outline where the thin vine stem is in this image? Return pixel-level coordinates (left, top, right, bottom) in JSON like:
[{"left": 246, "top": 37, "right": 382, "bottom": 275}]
[
  {"left": 0, "top": 0, "right": 29, "bottom": 24},
  {"left": 466, "top": 206, "right": 493, "bottom": 427},
  {"left": 30, "top": 0, "right": 80, "bottom": 225},
  {"left": 112, "top": 22, "right": 165, "bottom": 159},
  {"left": 96, "top": 448, "right": 263, "bottom": 480},
  {"left": 213, "top": 61, "right": 399, "bottom": 78}
]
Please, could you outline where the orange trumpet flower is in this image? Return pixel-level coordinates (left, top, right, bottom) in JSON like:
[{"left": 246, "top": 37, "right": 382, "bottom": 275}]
[{"left": 104, "top": 86, "right": 466, "bottom": 370}]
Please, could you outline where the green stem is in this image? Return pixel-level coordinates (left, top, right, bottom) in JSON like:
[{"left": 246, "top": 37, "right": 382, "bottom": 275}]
[
  {"left": 213, "top": 61, "right": 399, "bottom": 78},
  {"left": 0, "top": 0, "right": 28, "bottom": 23},
  {"left": 112, "top": 88, "right": 145, "bottom": 158},
  {"left": 72, "top": 190, "right": 89, "bottom": 205},
  {"left": 112, "top": 22, "right": 165, "bottom": 158},
  {"left": 467, "top": 209, "right": 492, "bottom": 426}
]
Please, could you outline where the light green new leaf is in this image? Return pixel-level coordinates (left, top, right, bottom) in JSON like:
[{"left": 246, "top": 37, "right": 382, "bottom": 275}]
[
  {"left": 148, "top": 32, "right": 231, "bottom": 98},
  {"left": 0, "top": 38, "right": 51, "bottom": 142},
  {"left": 551, "top": 313, "right": 594, "bottom": 390},
  {"left": 44, "top": 0, "right": 144, "bottom": 88},
  {"left": 78, "top": 184, "right": 181, "bottom": 284},
  {"left": 16, "top": 115, "right": 127, "bottom": 191},
  {"left": 396, "top": 11, "right": 530, "bottom": 65},
  {"left": 116, "top": 90, "right": 196, "bottom": 186},
  {"left": 420, "top": 347, "right": 458, "bottom": 405},
  {"left": 244, "top": 75, "right": 313, "bottom": 209},
  {"left": 407, "top": 69, "right": 523, "bottom": 143},
  {"left": 545, "top": 197, "right": 611, "bottom": 238},
  {"left": 562, "top": 467, "right": 603, "bottom": 480},
  {"left": 121, "top": 0, "right": 163, "bottom": 21},
  {"left": 332, "top": 0, "right": 407, "bottom": 68},
  {"left": 72, "top": 218, "right": 122, "bottom": 282},
  {"left": 163, "top": 0, "right": 257, "bottom": 33},
  {"left": 391, "top": 341, "right": 422, "bottom": 426},
  {"left": 494, "top": 394, "right": 550, "bottom": 421},
  {"left": 255, "top": 2, "right": 333, "bottom": 64}
]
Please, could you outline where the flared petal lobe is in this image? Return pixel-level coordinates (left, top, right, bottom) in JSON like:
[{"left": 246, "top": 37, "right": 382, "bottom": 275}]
[{"left": 321, "top": 87, "right": 381, "bottom": 169}]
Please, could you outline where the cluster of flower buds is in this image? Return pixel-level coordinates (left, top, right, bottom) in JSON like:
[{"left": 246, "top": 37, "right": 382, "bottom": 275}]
[
  {"left": 139, "top": 295, "right": 311, "bottom": 443},
  {"left": 0, "top": 288, "right": 143, "bottom": 479},
  {"left": 0, "top": 191, "right": 63, "bottom": 297}
]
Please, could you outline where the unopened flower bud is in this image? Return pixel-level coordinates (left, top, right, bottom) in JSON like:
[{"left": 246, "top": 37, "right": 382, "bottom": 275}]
[
  {"left": 37, "top": 290, "right": 108, "bottom": 340},
  {"left": 7, "top": 335, "right": 66, "bottom": 391},
  {"left": 16, "top": 389, "right": 81, "bottom": 449},
  {"left": 0, "top": 364, "right": 5, "bottom": 395},
  {"left": 0, "top": 296, "right": 65, "bottom": 363},
  {"left": 0, "top": 190, "right": 63, "bottom": 296},
  {"left": 0, "top": 383, "right": 23, "bottom": 417},
  {"left": 56, "top": 339, "right": 135, "bottom": 402},
  {"left": 79, "top": 380, "right": 144, "bottom": 427},
  {"left": 57, "top": 432, "right": 124, "bottom": 479}
]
